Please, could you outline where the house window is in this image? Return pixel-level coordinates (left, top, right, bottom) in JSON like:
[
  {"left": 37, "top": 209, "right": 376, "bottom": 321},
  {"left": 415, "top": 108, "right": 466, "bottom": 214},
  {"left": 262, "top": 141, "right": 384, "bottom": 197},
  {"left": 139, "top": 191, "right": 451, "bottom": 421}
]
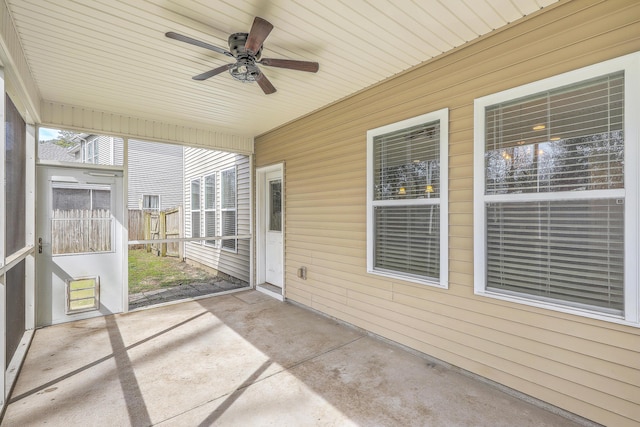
[
  {"left": 474, "top": 53, "right": 640, "bottom": 326},
  {"left": 190, "top": 178, "right": 201, "bottom": 239},
  {"left": 142, "top": 194, "right": 160, "bottom": 211},
  {"left": 221, "top": 167, "right": 237, "bottom": 252},
  {"left": 204, "top": 173, "right": 217, "bottom": 247},
  {"left": 84, "top": 138, "right": 98, "bottom": 164},
  {"left": 366, "top": 109, "right": 449, "bottom": 287}
]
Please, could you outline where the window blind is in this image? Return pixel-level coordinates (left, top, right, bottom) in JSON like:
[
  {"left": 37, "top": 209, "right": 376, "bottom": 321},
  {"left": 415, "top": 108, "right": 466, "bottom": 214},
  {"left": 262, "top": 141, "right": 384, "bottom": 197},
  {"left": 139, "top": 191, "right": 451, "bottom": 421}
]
[
  {"left": 483, "top": 71, "right": 625, "bottom": 313},
  {"left": 204, "top": 175, "right": 216, "bottom": 246},
  {"left": 371, "top": 120, "right": 442, "bottom": 282},
  {"left": 191, "top": 179, "right": 201, "bottom": 238},
  {"left": 486, "top": 200, "right": 624, "bottom": 312},
  {"left": 485, "top": 72, "right": 624, "bottom": 195},
  {"left": 221, "top": 168, "right": 236, "bottom": 250},
  {"left": 142, "top": 195, "right": 159, "bottom": 210},
  {"left": 221, "top": 169, "right": 236, "bottom": 209},
  {"left": 374, "top": 122, "right": 440, "bottom": 200},
  {"left": 221, "top": 211, "right": 236, "bottom": 250},
  {"left": 375, "top": 205, "right": 440, "bottom": 280}
]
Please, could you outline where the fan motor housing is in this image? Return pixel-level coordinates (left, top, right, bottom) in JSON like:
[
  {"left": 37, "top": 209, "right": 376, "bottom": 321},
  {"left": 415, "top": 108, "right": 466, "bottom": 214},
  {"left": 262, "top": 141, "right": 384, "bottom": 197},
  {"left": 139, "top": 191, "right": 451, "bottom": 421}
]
[{"left": 228, "top": 33, "right": 263, "bottom": 60}]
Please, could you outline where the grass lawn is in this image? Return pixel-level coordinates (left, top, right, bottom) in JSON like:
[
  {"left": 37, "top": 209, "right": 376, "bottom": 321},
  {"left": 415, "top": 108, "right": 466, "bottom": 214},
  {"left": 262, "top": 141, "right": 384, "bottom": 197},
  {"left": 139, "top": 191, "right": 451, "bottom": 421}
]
[{"left": 128, "top": 249, "right": 214, "bottom": 294}]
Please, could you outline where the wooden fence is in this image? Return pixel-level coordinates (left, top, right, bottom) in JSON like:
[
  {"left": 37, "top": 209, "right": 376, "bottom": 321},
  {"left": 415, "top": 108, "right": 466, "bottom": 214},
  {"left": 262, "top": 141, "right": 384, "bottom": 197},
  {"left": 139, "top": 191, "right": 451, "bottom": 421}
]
[
  {"left": 128, "top": 209, "right": 145, "bottom": 249},
  {"left": 52, "top": 208, "right": 183, "bottom": 256},
  {"left": 129, "top": 207, "right": 183, "bottom": 258},
  {"left": 52, "top": 209, "right": 111, "bottom": 254}
]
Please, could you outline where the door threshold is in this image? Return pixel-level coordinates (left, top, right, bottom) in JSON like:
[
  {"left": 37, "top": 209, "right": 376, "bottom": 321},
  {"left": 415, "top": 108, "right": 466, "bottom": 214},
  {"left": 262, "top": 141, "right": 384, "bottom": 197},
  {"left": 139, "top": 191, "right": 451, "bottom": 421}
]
[{"left": 256, "top": 283, "right": 284, "bottom": 301}]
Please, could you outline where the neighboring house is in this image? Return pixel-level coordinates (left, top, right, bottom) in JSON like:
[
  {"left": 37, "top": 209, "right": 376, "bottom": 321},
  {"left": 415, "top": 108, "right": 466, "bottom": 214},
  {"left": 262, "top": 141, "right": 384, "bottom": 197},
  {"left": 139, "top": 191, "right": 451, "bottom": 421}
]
[
  {"left": 68, "top": 133, "right": 124, "bottom": 166},
  {"left": 127, "top": 139, "right": 183, "bottom": 211},
  {"left": 183, "top": 148, "right": 250, "bottom": 283},
  {"left": 37, "top": 141, "right": 75, "bottom": 162},
  {"left": 66, "top": 135, "right": 183, "bottom": 211}
]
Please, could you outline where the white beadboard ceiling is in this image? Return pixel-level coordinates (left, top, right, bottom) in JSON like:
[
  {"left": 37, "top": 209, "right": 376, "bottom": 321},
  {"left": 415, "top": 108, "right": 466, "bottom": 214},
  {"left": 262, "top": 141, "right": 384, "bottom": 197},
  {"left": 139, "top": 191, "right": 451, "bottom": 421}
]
[{"left": 5, "top": 0, "right": 559, "bottom": 138}]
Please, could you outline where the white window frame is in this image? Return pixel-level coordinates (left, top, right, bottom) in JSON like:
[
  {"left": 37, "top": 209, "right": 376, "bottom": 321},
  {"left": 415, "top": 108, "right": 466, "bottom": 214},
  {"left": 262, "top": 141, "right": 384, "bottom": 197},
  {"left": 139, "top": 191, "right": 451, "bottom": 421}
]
[
  {"left": 220, "top": 166, "right": 237, "bottom": 253},
  {"left": 204, "top": 172, "right": 217, "bottom": 248},
  {"left": 84, "top": 138, "right": 98, "bottom": 164},
  {"left": 366, "top": 109, "right": 449, "bottom": 288},
  {"left": 473, "top": 52, "right": 640, "bottom": 327},
  {"left": 50, "top": 184, "right": 114, "bottom": 255},
  {"left": 141, "top": 194, "right": 160, "bottom": 211},
  {"left": 190, "top": 178, "right": 202, "bottom": 240}
]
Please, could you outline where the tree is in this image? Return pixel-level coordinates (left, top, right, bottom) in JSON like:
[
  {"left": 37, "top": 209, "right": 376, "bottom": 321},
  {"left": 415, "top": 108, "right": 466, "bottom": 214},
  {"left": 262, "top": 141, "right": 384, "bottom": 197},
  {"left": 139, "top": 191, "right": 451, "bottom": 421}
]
[
  {"left": 51, "top": 130, "right": 81, "bottom": 148},
  {"left": 39, "top": 130, "right": 81, "bottom": 147}
]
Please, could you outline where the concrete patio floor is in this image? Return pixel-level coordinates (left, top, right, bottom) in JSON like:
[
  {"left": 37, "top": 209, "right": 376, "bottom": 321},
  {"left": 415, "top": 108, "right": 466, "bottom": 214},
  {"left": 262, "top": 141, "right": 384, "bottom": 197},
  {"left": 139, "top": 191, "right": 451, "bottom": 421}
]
[{"left": 2, "top": 291, "right": 591, "bottom": 426}]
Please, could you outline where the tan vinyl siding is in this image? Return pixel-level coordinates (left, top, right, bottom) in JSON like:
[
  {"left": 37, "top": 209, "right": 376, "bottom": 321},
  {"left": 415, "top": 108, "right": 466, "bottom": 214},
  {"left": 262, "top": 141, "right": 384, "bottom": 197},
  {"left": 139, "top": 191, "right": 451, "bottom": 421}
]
[
  {"left": 255, "top": 1, "right": 640, "bottom": 425},
  {"left": 184, "top": 148, "right": 250, "bottom": 283}
]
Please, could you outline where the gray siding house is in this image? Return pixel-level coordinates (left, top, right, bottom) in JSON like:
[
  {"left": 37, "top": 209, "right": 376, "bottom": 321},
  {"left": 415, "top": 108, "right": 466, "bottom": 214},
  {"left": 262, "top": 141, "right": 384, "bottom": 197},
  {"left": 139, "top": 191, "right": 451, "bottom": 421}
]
[
  {"left": 66, "top": 135, "right": 183, "bottom": 210},
  {"left": 68, "top": 134, "right": 124, "bottom": 166},
  {"left": 127, "top": 139, "right": 183, "bottom": 211},
  {"left": 184, "top": 147, "right": 250, "bottom": 283}
]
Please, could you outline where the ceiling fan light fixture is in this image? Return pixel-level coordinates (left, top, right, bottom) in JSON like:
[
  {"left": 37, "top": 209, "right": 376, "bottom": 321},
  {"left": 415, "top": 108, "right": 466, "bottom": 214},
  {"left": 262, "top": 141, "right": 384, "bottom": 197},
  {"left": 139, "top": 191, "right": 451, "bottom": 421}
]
[
  {"left": 229, "top": 61, "right": 261, "bottom": 83},
  {"left": 166, "top": 16, "right": 318, "bottom": 94}
]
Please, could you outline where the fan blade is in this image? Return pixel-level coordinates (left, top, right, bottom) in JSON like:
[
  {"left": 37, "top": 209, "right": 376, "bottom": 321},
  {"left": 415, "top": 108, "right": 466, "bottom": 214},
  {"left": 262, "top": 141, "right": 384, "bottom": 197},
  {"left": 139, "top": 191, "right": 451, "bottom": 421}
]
[
  {"left": 166, "top": 32, "right": 233, "bottom": 57},
  {"left": 255, "top": 72, "right": 277, "bottom": 94},
  {"left": 259, "top": 58, "right": 319, "bottom": 73},
  {"left": 193, "top": 63, "right": 234, "bottom": 80},
  {"left": 245, "top": 17, "right": 273, "bottom": 55}
]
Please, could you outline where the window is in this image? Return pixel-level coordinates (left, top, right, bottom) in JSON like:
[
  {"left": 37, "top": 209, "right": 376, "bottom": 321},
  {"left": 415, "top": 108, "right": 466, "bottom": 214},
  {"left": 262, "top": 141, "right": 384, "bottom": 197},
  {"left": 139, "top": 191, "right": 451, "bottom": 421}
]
[
  {"left": 269, "top": 179, "right": 282, "bottom": 232},
  {"left": 221, "top": 167, "right": 237, "bottom": 252},
  {"left": 204, "top": 174, "right": 217, "bottom": 247},
  {"left": 190, "top": 179, "right": 201, "bottom": 239},
  {"left": 142, "top": 195, "right": 160, "bottom": 211},
  {"left": 84, "top": 138, "right": 98, "bottom": 164},
  {"left": 474, "top": 53, "right": 640, "bottom": 326},
  {"left": 51, "top": 185, "right": 112, "bottom": 254},
  {"left": 366, "top": 109, "right": 449, "bottom": 287}
]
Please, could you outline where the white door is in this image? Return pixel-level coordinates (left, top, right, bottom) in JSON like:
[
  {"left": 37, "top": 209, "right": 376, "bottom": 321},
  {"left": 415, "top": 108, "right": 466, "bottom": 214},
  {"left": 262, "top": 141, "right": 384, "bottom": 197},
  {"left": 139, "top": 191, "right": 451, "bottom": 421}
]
[
  {"left": 36, "top": 165, "right": 124, "bottom": 326},
  {"left": 265, "top": 170, "right": 283, "bottom": 287}
]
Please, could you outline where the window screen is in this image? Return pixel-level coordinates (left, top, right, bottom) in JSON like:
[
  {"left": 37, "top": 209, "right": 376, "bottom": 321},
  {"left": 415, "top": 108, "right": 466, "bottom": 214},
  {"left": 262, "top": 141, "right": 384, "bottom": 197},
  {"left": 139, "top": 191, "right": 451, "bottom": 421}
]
[
  {"left": 51, "top": 186, "right": 112, "bottom": 254},
  {"left": 5, "top": 94, "right": 26, "bottom": 254}
]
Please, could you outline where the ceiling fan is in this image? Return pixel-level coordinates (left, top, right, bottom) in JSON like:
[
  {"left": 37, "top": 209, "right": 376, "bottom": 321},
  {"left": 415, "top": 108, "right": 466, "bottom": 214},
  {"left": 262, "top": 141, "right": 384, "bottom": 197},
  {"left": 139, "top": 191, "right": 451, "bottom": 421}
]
[{"left": 166, "top": 17, "right": 319, "bottom": 95}]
